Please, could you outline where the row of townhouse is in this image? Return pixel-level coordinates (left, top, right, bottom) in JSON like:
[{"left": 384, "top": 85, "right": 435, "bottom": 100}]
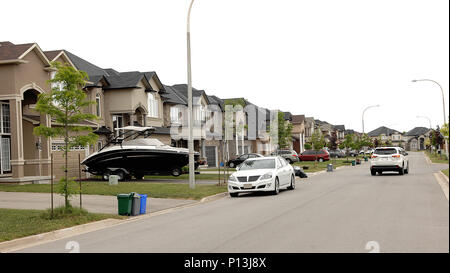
[
  {"left": 0, "top": 40, "right": 359, "bottom": 183},
  {"left": 0, "top": 41, "right": 284, "bottom": 182},
  {"left": 367, "top": 126, "right": 446, "bottom": 151}
]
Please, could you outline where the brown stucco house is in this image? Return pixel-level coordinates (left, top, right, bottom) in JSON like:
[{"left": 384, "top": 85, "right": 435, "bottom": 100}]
[{"left": 0, "top": 41, "right": 169, "bottom": 182}]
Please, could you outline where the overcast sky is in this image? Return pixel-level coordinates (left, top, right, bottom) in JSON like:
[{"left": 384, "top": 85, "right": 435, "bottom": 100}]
[{"left": 1, "top": 0, "right": 448, "bottom": 133}]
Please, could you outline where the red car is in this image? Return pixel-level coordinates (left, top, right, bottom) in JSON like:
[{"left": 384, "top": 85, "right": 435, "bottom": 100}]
[{"left": 298, "top": 150, "right": 330, "bottom": 162}]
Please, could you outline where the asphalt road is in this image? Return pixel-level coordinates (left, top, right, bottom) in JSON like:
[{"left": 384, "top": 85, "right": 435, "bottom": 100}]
[{"left": 16, "top": 152, "right": 449, "bottom": 253}]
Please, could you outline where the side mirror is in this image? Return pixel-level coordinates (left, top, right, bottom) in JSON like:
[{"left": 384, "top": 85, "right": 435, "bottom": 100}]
[
  {"left": 236, "top": 165, "right": 241, "bottom": 171},
  {"left": 405, "top": 153, "right": 408, "bottom": 156}
]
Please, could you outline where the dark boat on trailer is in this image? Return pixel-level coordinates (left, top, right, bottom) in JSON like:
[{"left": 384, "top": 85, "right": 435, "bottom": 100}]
[{"left": 81, "top": 126, "right": 200, "bottom": 180}]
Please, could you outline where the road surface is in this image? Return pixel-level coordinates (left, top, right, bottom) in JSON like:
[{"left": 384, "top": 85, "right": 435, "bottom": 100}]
[{"left": 16, "top": 152, "right": 449, "bottom": 253}]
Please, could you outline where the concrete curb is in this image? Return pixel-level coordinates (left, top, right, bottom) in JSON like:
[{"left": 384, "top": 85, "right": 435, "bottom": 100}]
[
  {"left": 434, "top": 172, "right": 449, "bottom": 201},
  {"left": 0, "top": 192, "right": 228, "bottom": 253},
  {"left": 200, "top": 192, "right": 228, "bottom": 203},
  {"left": 439, "top": 171, "right": 449, "bottom": 183},
  {"left": 0, "top": 218, "right": 122, "bottom": 253}
]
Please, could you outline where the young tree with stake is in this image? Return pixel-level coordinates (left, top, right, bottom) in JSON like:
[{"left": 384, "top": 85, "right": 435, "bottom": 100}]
[{"left": 34, "top": 62, "right": 98, "bottom": 209}]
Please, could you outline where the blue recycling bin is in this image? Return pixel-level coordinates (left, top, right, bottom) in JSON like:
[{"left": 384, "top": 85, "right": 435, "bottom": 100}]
[{"left": 139, "top": 194, "right": 147, "bottom": 214}]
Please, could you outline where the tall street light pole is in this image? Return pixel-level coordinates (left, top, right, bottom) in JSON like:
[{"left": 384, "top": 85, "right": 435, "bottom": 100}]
[
  {"left": 412, "top": 79, "right": 448, "bottom": 156},
  {"left": 416, "top": 115, "right": 432, "bottom": 130},
  {"left": 362, "top": 104, "right": 380, "bottom": 134},
  {"left": 187, "top": 0, "right": 195, "bottom": 189}
]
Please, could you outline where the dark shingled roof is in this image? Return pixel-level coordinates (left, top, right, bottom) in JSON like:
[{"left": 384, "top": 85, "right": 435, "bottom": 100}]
[
  {"left": 283, "top": 112, "right": 292, "bottom": 121},
  {"left": 93, "top": 126, "right": 112, "bottom": 135},
  {"left": 161, "top": 85, "right": 187, "bottom": 105},
  {"left": 103, "top": 71, "right": 145, "bottom": 90},
  {"left": 64, "top": 50, "right": 107, "bottom": 77},
  {"left": 0, "top": 42, "right": 35, "bottom": 60},
  {"left": 334, "top": 125, "right": 346, "bottom": 131},
  {"left": 207, "top": 95, "right": 224, "bottom": 109},
  {"left": 367, "top": 126, "right": 400, "bottom": 137},
  {"left": 170, "top": 84, "right": 209, "bottom": 104},
  {"left": 405, "top": 127, "right": 430, "bottom": 136},
  {"left": 43, "top": 50, "right": 61, "bottom": 61},
  {"left": 292, "top": 115, "right": 305, "bottom": 124}
]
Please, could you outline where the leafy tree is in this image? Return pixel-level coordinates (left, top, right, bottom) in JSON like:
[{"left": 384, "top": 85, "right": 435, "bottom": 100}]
[
  {"left": 304, "top": 142, "right": 312, "bottom": 150},
  {"left": 311, "top": 128, "right": 326, "bottom": 164},
  {"left": 431, "top": 126, "right": 444, "bottom": 155},
  {"left": 328, "top": 131, "right": 338, "bottom": 150},
  {"left": 34, "top": 62, "right": 98, "bottom": 209},
  {"left": 341, "top": 134, "right": 354, "bottom": 161},
  {"left": 274, "top": 111, "right": 293, "bottom": 150}
]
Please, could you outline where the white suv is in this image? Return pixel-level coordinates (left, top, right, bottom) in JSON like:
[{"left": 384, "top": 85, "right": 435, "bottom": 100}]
[{"left": 370, "top": 147, "right": 409, "bottom": 176}]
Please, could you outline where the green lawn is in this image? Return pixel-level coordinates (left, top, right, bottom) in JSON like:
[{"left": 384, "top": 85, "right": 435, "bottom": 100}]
[
  {"left": 0, "top": 182, "right": 227, "bottom": 200},
  {"left": 442, "top": 169, "right": 449, "bottom": 178},
  {"left": 294, "top": 158, "right": 353, "bottom": 173},
  {"left": 425, "top": 151, "right": 449, "bottom": 164},
  {"left": 0, "top": 208, "right": 121, "bottom": 243},
  {"left": 144, "top": 173, "right": 225, "bottom": 181}
]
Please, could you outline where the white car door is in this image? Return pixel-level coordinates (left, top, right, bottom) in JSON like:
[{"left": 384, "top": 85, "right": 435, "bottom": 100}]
[
  {"left": 275, "top": 158, "right": 285, "bottom": 185},
  {"left": 279, "top": 157, "right": 290, "bottom": 186}
]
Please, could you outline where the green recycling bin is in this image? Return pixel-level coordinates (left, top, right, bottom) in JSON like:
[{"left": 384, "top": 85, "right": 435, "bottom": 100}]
[
  {"left": 364, "top": 157, "right": 368, "bottom": 162},
  {"left": 117, "top": 193, "right": 133, "bottom": 215},
  {"left": 351, "top": 160, "right": 356, "bottom": 166}
]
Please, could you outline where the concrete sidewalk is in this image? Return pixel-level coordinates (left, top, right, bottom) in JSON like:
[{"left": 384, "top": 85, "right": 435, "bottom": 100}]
[{"left": 0, "top": 192, "right": 197, "bottom": 214}]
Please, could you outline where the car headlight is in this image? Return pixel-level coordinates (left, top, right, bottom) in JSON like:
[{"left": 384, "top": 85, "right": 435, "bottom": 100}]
[
  {"left": 229, "top": 175, "right": 237, "bottom": 182},
  {"left": 260, "top": 172, "right": 273, "bottom": 180}
]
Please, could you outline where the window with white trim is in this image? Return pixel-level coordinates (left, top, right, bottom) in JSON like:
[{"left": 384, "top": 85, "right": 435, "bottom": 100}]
[
  {"left": 95, "top": 93, "right": 101, "bottom": 117},
  {"left": 147, "top": 93, "right": 158, "bottom": 118},
  {"left": 112, "top": 114, "right": 124, "bottom": 138},
  {"left": 170, "top": 106, "right": 181, "bottom": 124}
]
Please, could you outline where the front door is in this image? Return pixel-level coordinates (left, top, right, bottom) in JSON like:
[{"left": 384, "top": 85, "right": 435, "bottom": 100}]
[{"left": 205, "top": 146, "right": 217, "bottom": 167}]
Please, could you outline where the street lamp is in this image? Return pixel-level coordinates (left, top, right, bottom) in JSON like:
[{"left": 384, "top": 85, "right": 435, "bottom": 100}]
[
  {"left": 412, "top": 79, "right": 448, "bottom": 156},
  {"left": 416, "top": 115, "right": 432, "bottom": 129},
  {"left": 187, "top": 0, "right": 195, "bottom": 189},
  {"left": 362, "top": 104, "right": 380, "bottom": 134}
]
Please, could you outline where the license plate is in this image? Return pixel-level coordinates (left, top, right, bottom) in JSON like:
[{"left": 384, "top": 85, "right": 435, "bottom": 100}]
[
  {"left": 381, "top": 158, "right": 388, "bottom": 161},
  {"left": 243, "top": 184, "right": 253, "bottom": 189}
]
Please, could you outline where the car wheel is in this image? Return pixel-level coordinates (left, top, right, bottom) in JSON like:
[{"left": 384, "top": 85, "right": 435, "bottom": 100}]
[
  {"left": 171, "top": 167, "right": 182, "bottom": 177},
  {"left": 229, "top": 192, "right": 239, "bottom": 197},
  {"left": 114, "top": 169, "right": 126, "bottom": 181},
  {"left": 377, "top": 171, "right": 382, "bottom": 175},
  {"left": 399, "top": 165, "right": 404, "bottom": 175},
  {"left": 287, "top": 158, "right": 293, "bottom": 164},
  {"left": 288, "top": 175, "right": 295, "bottom": 190},
  {"left": 371, "top": 170, "right": 376, "bottom": 176},
  {"left": 229, "top": 162, "right": 235, "bottom": 168},
  {"left": 405, "top": 163, "right": 409, "bottom": 174},
  {"left": 319, "top": 158, "right": 324, "bottom": 162},
  {"left": 272, "top": 178, "right": 280, "bottom": 195}
]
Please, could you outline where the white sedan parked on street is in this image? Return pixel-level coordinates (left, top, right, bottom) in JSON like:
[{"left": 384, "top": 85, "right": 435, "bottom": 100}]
[{"left": 228, "top": 156, "right": 296, "bottom": 197}]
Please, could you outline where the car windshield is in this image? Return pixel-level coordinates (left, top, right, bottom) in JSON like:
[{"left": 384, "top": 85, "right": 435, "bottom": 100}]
[
  {"left": 374, "top": 148, "right": 397, "bottom": 155},
  {"left": 239, "top": 159, "right": 276, "bottom": 170}
]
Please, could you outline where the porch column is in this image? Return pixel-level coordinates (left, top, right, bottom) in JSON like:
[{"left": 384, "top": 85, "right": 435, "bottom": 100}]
[{"left": 9, "top": 99, "right": 24, "bottom": 178}]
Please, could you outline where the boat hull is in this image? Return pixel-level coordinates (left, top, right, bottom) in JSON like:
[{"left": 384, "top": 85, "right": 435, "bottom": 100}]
[{"left": 82, "top": 148, "right": 199, "bottom": 176}]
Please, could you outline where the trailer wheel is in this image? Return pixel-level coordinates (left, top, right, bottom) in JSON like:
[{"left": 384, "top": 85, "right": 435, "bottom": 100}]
[
  {"left": 134, "top": 173, "right": 144, "bottom": 180},
  {"left": 102, "top": 170, "right": 111, "bottom": 181},
  {"left": 171, "top": 167, "right": 182, "bottom": 177}
]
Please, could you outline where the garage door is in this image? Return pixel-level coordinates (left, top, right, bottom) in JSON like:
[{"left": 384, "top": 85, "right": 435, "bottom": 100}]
[{"left": 205, "top": 146, "right": 217, "bottom": 167}]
